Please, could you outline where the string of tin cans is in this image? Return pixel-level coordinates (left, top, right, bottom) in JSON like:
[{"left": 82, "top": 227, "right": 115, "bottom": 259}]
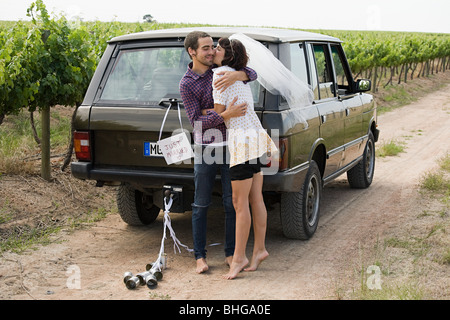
[
  {"left": 123, "top": 253, "right": 166, "bottom": 289},
  {"left": 123, "top": 195, "right": 193, "bottom": 290}
]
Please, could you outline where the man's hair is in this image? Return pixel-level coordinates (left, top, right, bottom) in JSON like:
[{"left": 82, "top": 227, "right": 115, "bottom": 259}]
[
  {"left": 184, "top": 31, "right": 211, "bottom": 59},
  {"left": 218, "top": 37, "right": 248, "bottom": 71}
]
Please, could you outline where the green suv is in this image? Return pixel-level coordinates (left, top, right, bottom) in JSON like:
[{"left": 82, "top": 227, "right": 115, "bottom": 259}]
[{"left": 71, "top": 27, "right": 379, "bottom": 239}]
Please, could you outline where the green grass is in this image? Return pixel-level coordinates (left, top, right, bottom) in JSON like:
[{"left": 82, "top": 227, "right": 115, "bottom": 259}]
[
  {"left": 420, "top": 172, "right": 449, "bottom": 192},
  {"left": 419, "top": 153, "right": 450, "bottom": 206},
  {"left": 374, "top": 73, "right": 450, "bottom": 115},
  {"left": 357, "top": 282, "right": 425, "bottom": 300},
  {"left": 0, "top": 106, "right": 117, "bottom": 255},
  {"left": 420, "top": 153, "right": 450, "bottom": 192},
  {"left": 443, "top": 248, "right": 450, "bottom": 265},
  {"left": 376, "top": 140, "right": 406, "bottom": 157},
  {"left": 66, "top": 207, "right": 110, "bottom": 229},
  {"left": 348, "top": 224, "right": 446, "bottom": 300},
  {"left": 0, "top": 206, "right": 112, "bottom": 254},
  {"left": 344, "top": 153, "right": 450, "bottom": 300},
  {"left": 439, "top": 152, "right": 450, "bottom": 172},
  {"left": 377, "top": 86, "right": 418, "bottom": 114},
  {"left": 149, "top": 292, "right": 172, "bottom": 300},
  {"left": 0, "top": 108, "right": 72, "bottom": 175},
  {"left": 0, "top": 223, "right": 63, "bottom": 254},
  {"left": 0, "top": 200, "right": 13, "bottom": 224}
]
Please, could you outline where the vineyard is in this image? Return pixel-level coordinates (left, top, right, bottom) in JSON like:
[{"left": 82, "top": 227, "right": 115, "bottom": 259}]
[
  {"left": 330, "top": 30, "right": 450, "bottom": 91},
  {"left": 1, "top": 1, "right": 449, "bottom": 179}
]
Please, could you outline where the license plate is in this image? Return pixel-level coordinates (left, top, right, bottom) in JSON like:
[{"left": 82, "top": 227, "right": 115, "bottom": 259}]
[{"left": 143, "top": 142, "right": 164, "bottom": 157}]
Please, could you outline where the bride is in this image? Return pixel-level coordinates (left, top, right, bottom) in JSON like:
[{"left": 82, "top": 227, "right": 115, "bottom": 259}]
[{"left": 211, "top": 34, "right": 313, "bottom": 279}]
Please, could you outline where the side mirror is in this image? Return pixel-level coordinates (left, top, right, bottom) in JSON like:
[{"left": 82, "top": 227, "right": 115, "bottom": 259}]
[{"left": 355, "top": 79, "right": 371, "bottom": 92}]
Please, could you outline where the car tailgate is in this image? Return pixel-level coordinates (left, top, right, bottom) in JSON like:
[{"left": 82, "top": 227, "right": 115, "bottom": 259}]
[{"left": 89, "top": 105, "right": 193, "bottom": 169}]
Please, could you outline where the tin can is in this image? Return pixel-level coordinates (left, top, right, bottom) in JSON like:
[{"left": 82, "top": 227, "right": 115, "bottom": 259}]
[
  {"left": 123, "top": 271, "right": 133, "bottom": 284},
  {"left": 160, "top": 253, "right": 167, "bottom": 269},
  {"left": 136, "top": 271, "right": 152, "bottom": 285},
  {"left": 146, "top": 254, "right": 166, "bottom": 271},
  {"left": 151, "top": 269, "right": 163, "bottom": 281},
  {"left": 125, "top": 276, "right": 140, "bottom": 290},
  {"left": 145, "top": 273, "right": 158, "bottom": 289}
]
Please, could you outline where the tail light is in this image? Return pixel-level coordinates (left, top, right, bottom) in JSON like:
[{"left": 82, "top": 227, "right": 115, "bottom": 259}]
[
  {"left": 278, "top": 137, "right": 289, "bottom": 171},
  {"left": 74, "top": 131, "right": 91, "bottom": 161},
  {"left": 267, "top": 137, "right": 288, "bottom": 171}
]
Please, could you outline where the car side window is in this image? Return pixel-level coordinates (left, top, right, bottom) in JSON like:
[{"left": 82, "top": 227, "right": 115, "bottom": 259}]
[
  {"left": 280, "top": 42, "right": 312, "bottom": 105},
  {"left": 330, "top": 45, "right": 350, "bottom": 92},
  {"left": 312, "top": 44, "right": 335, "bottom": 100},
  {"left": 306, "top": 44, "right": 319, "bottom": 100},
  {"left": 290, "top": 43, "right": 308, "bottom": 85}
]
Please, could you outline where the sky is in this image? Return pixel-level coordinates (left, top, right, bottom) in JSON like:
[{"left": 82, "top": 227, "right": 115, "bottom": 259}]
[{"left": 1, "top": 0, "right": 449, "bottom": 34}]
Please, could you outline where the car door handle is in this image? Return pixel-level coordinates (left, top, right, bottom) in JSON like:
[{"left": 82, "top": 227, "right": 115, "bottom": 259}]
[
  {"left": 345, "top": 108, "right": 350, "bottom": 116},
  {"left": 321, "top": 115, "right": 327, "bottom": 123}
]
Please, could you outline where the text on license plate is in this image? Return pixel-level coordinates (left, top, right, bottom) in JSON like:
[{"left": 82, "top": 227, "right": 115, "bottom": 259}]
[{"left": 144, "top": 142, "right": 164, "bottom": 157}]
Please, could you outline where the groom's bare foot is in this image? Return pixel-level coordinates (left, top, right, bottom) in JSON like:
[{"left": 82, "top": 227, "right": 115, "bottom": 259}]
[
  {"left": 196, "top": 258, "right": 209, "bottom": 274},
  {"left": 244, "top": 250, "right": 269, "bottom": 272},
  {"left": 222, "top": 257, "right": 249, "bottom": 280}
]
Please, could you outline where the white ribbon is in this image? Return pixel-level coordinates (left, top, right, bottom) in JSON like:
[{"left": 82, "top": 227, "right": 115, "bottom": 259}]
[
  {"left": 158, "top": 101, "right": 184, "bottom": 142},
  {"left": 151, "top": 196, "right": 193, "bottom": 272}
]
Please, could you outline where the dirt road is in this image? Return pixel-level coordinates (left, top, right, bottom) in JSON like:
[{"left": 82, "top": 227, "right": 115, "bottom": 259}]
[{"left": 1, "top": 84, "right": 449, "bottom": 300}]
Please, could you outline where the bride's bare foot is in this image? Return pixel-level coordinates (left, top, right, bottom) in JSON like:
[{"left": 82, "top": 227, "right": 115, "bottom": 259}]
[
  {"left": 225, "top": 256, "right": 233, "bottom": 267},
  {"left": 244, "top": 250, "right": 269, "bottom": 272},
  {"left": 196, "top": 258, "right": 209, "bottom": 274},
  {"left": 222, "top": 257, "right": 249, "bottom": 280}
]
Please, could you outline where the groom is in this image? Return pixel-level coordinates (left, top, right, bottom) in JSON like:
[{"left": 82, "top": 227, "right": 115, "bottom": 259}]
[{"left": 179, "top": 31, "right": 257, "bottom": 273}]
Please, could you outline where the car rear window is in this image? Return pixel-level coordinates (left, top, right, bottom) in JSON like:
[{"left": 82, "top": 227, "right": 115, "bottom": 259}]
[
  {"left": 99, "top": 46, "right": 261, "bottom": 106},
  {"left": 100, "top": 47, "right": 190, "bottom": 105}
]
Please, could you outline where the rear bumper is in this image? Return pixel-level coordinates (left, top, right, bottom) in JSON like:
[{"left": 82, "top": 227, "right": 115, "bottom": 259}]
[
  {"left": 71, "top": 162, "right": 196, "bottom": 189},
  {"left": 71, "top": 161, "right": 309, "bottom": 193},
  {"left": 263, "top": 163, "right": 308, "bottom": 192}
]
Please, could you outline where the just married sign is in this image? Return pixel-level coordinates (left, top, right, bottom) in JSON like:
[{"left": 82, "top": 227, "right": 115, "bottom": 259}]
[
  {"left": 158, "top": 132, "right": 194, "bottom": 165},
  {"left": 157, "top": 99, "right": 193, "bottom": 165}
]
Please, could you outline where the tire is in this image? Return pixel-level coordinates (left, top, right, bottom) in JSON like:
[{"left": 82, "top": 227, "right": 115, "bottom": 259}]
[
  {"left": 117, "top": 184, "right": 160, "bottom": 226},
  {"left": 347, "top": 131, "right": 375, "bottom": 189},
  {"left": 280, "top": 160, "right": 322, "bottom": 240}
]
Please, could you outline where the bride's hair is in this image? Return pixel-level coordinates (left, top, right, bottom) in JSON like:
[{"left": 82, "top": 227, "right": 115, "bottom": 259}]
[{"left": 218, "top": 37, "right": 248, "bottom": 70}]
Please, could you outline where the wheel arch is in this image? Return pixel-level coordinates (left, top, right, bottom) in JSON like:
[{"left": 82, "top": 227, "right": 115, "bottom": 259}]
[
  {"left": 369, "top": 117, "right": 380, "bottom": 142},
  {"left": 309, "top": 139, "right": 326, "bottom": 179}
]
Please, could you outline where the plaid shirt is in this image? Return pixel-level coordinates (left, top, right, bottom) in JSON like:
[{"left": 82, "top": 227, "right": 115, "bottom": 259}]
[{"left": 180, "top": 63, "right": 257, "bottom": 145}]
